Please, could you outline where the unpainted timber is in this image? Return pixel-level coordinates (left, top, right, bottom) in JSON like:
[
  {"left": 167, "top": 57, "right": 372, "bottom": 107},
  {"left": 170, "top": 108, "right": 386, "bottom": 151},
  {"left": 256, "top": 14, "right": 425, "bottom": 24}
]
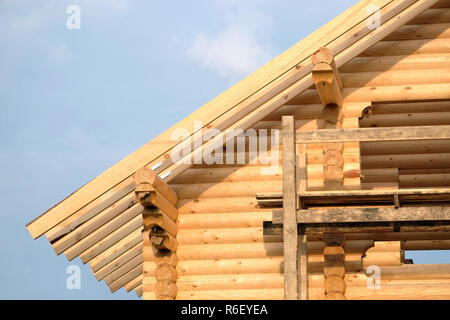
[{"left": 295, "top": 125, "right": 450, "bottom": 143}]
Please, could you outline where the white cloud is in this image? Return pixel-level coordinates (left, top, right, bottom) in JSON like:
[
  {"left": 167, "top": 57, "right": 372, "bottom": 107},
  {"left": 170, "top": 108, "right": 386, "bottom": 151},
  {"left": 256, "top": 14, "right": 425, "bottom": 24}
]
[
  {"left": 187, "top": 0, "right": 275, "bottom": 82},
  {"left": 187, "top": 26, "right": 273, "bottom": 81}
]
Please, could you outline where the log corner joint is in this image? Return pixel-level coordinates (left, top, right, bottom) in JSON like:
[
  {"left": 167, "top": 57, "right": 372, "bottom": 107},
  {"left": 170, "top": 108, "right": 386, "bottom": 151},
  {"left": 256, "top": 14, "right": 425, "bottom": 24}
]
[
  {"left": 311, "top": 47, "right": 343, "bottom": 108},
  {"left": 134, "top": 167, "right": 179, "bottom": 300}
]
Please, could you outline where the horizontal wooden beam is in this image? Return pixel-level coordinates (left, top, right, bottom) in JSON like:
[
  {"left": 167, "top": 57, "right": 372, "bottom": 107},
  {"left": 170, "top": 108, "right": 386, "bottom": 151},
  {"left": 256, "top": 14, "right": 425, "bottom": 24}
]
[
  {"left": 257, "top": 188, "right": 450, "bottom": 208},
  {"left": 295, "top": 125, "right": 450, "bottom": 143},
  {"left": 264, "top": 220, "right": 450, "bottom": 237},
  {"left": 274, "top": 206, "right": 450, "bottom": 224}
]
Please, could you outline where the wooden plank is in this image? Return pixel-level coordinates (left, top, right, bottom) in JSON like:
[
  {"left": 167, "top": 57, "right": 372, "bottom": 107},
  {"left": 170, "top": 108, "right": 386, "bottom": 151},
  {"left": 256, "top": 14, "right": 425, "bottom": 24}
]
[
  {"left": 295, "top": 206, "right": 450, "bottom": 224},
  {"left": 282, "top": 116, "right": 298, "bottom": 300},
  {"left": 263, "top": 222, "right": 450, "bottom": 240},
  {"left": 295, "top": 125, "right": 450, "bottom": 143}
]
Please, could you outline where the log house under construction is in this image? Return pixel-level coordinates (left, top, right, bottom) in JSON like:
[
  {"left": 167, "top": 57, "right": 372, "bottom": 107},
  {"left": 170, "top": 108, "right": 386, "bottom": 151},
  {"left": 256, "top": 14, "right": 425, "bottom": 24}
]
[{"left": 27, "top": 0, "right": 450, "bottom": 300}]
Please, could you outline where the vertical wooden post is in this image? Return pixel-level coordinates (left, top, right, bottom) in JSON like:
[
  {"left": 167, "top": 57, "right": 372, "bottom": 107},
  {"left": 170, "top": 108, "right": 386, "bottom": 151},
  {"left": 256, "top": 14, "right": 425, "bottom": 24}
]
[
  {"left": 296, "top": 143, "right": 308, "bottom": 300},
  {"left": 282, "top": 116, "right": 298, "bottom": 300}
]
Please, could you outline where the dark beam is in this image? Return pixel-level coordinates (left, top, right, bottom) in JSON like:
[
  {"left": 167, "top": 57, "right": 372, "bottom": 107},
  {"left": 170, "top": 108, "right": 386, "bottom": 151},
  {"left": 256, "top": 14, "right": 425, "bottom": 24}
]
[{"left": 295, "top": 125, "right": 450, "bottom": 144}]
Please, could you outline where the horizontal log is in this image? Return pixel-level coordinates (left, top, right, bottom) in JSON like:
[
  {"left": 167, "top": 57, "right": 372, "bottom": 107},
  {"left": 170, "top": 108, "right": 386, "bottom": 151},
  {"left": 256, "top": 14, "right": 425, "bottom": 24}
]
[
  {"left": 146, "top": 273, "right": 283, "bottom": 291},
  {"left": 360, "top": 112, "right": 450, "bottom": 127},
  {"left": 339, "top": 53, "right": 450, "bottom": 73},
  {"left": 342, "top": 68, "right": 450, "bottom": 88},
  {"left": 384, "top": 23, "right": 450, "bottom": 40},
  {"left": 172, "top": 166, "right": 282, "bottom": 184},
  {"left": 399, "top": 173, "right": 450, "bottom": 187},
  {"left": 344, "top": 83, "right": 450, "bottom": 103},
  {"left": 403, "top": 239, "right": 450, "bottom": 250},
  {"left": 433, "top": 0, "right": 450, "bottom": 8},
  {"left": 361, "top": 153, "right": 450, "bottom": 169},
  {"left": 178, "top": 197, "right": 262, "bottom": 214},
  {"left": 175, "top": 289, "right": 284, "bottom": 300},
  {"left": 149, "top": 242, "right": 283, "bottom": 261},
  {"left": 371, "top": 100, "right": 450, "bottom": 115},
  {"left": 144, "top": 258, "right": 284, "bottom": 276},
  {"left": 178, "top": 211, "right": 272, "bottom": 229},
  {"left": 177, "top": 227, "right": 272, "bottom": 245},
  {"left": 295, "top": 125, "right": 450, "bottom": 143},
  {"left": 360, "top": 139, "right": 450, "bottom": 155},
  {"left": 361, "top": 168, "right": 399, "bottom": 183},
  {"left": 408, "top": 8, "right": 450, "bottom": 24},
  {"left": 360, "top": 38, "right": 450, "bottom": 57},
  {"left": 173, "top": 181, "right": 282, "bottom": 199},
  {"left": 361, "top": 182, "right": 399, "bottom": 190}
]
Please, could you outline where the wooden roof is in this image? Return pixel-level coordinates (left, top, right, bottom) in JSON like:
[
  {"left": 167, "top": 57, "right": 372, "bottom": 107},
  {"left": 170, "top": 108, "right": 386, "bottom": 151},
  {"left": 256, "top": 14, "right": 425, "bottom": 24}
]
[{"left": 26, "top": 0, "right": 442, "bottom": 296}]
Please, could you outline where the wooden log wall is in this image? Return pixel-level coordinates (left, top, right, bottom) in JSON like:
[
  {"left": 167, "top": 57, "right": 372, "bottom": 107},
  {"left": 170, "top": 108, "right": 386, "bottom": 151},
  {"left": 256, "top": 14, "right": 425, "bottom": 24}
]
[{"left": 144, "top": 5, "right": 450, "bottom": 300}]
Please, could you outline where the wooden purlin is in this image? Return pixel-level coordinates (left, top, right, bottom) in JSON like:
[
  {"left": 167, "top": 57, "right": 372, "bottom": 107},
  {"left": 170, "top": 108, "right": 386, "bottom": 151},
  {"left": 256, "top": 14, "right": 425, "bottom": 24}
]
[
  {"left": 26, "top": 0, "right": 439, "bottom": 240},
  {"left": 134, "top": 167, "right": 179, "bottom": 300}
]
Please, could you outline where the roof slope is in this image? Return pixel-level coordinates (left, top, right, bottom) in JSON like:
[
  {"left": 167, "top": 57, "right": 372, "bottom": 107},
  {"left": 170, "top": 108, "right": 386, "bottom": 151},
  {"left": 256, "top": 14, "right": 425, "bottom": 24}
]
[{"left": 26, "top": 0, "right": 442, "bottom": 296}]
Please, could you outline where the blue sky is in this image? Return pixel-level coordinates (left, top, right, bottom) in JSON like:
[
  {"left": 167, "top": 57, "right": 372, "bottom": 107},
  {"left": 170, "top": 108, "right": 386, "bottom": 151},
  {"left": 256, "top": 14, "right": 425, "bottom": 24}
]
[{"left": 1, "top": 0, "right": 448, "bottom": 299}]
